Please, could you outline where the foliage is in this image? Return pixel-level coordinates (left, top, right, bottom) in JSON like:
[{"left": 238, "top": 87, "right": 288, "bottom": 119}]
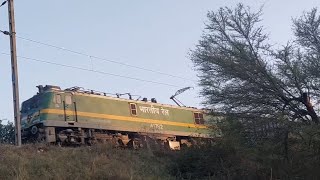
[
  {"left": 189, "top": 3, "right": 320, "bottom": 179},
  {"left": 191, "top": 4, "right": 320, "bottom": 124},
  {"left": 166, "top": 117, "right": 320, "bottom": 179},
  {"left": 0, "top": 120, "right": 15, "bottom": 144}
]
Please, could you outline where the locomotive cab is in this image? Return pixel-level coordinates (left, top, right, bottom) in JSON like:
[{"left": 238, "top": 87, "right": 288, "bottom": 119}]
[{"left": 21, "top": 85, "right": 60, "bottom": 140}]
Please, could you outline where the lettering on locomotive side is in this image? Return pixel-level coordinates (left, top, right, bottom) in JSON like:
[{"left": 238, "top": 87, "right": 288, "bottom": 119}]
[
  {"left": 139, "top": 105, "right": 170, "bottom": 116},
  {"left": 150, "top": 123, "right": 164, "bottom": 130},
  {"left": 160, "top": 107, "right": 169, "bottom": 116}
]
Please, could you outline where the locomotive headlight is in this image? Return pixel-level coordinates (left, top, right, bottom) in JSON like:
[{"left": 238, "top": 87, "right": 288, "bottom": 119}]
[{"left": 31, "top": 126, "right": 38, "bottom": 135}]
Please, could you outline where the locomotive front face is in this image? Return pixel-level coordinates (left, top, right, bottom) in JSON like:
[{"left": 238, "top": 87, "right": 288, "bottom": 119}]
[{"left": 20, "top": 92, "right": 53, "bottom": 131}]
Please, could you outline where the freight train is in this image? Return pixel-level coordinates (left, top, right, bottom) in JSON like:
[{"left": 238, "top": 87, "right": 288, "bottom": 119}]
[{"left": 20, "top": 85, "right": 221, "bottom": 149}]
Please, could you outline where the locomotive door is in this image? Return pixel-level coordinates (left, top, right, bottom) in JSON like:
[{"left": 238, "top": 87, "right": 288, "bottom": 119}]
[{"left": 63, "top": 93, "right": 77, "bottom": 122}]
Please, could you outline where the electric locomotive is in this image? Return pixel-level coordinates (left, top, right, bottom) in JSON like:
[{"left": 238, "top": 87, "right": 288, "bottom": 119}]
[{"left": 20, "top": 85, "right": 221, "bottom": 149}]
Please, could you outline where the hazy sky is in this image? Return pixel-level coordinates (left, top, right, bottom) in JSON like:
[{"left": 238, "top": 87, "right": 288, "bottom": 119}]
[{"left": 0, "top": 0, "right": 319, "bottom": 122}]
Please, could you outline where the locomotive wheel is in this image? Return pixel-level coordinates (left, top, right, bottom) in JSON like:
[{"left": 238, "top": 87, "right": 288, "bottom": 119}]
[
  {"left": 128, "top": 138, "right": 144, "bottom": 149},
  {"left": 57, "top": 129, "right": 81, "bottom": 146}
]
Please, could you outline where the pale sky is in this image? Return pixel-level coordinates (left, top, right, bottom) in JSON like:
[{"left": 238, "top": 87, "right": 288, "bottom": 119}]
[{"left": 0, "top": 0, "right": 319, "bottom": 123}]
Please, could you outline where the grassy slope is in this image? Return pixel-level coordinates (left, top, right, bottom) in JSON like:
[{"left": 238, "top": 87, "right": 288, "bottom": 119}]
[{"left": 0, "top": 144, "right": 175, "bottom": 180}]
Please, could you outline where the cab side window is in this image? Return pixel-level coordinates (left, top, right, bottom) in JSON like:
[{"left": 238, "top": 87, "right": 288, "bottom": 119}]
[
  {"left": 65, "top": 95, "right": 72, "bottom": 105},
  {"left": 54, "top": 94, "right": 62, "bottom": 104},
  {"left": 129, "top": 103, "right": 137, "bottom": 116},
  {"left": 194, "top": 112, "right": 204, "bottom": 125}
]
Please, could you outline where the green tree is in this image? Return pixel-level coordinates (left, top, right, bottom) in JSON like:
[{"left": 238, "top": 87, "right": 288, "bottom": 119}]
[
  {"left": 190, "top": 3, "right": 320, "bottom": 179},
  {"left": 0, "top": 119, "right": 15, "bottom": 144},
  {"left": 192, "top": 4, "right": 320, "bottom": 124}
]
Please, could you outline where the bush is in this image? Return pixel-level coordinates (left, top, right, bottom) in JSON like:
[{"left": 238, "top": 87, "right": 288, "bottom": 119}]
[{"left": 0, "top": 120, "right": 15, "bottom": 144}]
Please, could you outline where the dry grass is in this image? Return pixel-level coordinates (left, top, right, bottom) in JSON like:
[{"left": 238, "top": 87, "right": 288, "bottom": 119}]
[{"left": 0, "top": 144, "right": 174, "bottom": 180}]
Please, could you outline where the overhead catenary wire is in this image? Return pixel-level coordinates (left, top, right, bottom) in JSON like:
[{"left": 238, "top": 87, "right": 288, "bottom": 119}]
[
  {"left": 15, "top": 35, "right": 197, "bottom": 82},
  {"left": 0, "top": 52, "right": 184, "bottom": 88}
]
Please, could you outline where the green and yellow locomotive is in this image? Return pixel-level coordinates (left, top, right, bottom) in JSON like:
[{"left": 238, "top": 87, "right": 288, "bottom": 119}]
[{"left": 21, "top": 85, "right": 220, "bottom": 149}]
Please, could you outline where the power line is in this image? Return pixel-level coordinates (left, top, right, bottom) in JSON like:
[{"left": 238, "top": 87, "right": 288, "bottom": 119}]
[
  {"left": 16, "top": 35, "right": 197, "bottom": 82},
  {"left": 0, "top": 52, "right": 184, "bottom": 88},
  {"left": 0, "top": 1, "right": 7, "bottom": 7},
  {"left": 0, "top": 30, "right": 10, "bottom": 35}
]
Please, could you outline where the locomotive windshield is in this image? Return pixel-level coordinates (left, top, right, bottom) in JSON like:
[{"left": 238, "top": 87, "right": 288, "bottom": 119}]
[{"left": 21, "top": 95, "right": 41, "bottom": 113}]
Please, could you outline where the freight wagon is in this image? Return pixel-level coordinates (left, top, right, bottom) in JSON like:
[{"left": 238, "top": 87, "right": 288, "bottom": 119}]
[{"left": 20, "top": 85, "right": 220, "bottom": 149}]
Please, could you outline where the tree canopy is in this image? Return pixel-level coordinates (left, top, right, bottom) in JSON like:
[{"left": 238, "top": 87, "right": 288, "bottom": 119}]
[
  {"left": 190, "top": 4, "right": 320, "bottom": 178},
  {"left": 0, "top": 120, "right": 15, "bottom": 144},
  {"left": 192, "top": 4, "right": 320, "bottom": 124}
]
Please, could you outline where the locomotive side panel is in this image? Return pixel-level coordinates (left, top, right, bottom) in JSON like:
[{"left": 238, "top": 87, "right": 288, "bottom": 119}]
[{"left": 72, "top": 93, "right": 209, "bottom": 137}]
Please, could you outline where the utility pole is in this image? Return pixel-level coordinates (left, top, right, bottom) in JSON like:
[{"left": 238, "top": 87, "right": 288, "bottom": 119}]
[{"left": 7, "top": 0, "right": 21, "bottom": 146}]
